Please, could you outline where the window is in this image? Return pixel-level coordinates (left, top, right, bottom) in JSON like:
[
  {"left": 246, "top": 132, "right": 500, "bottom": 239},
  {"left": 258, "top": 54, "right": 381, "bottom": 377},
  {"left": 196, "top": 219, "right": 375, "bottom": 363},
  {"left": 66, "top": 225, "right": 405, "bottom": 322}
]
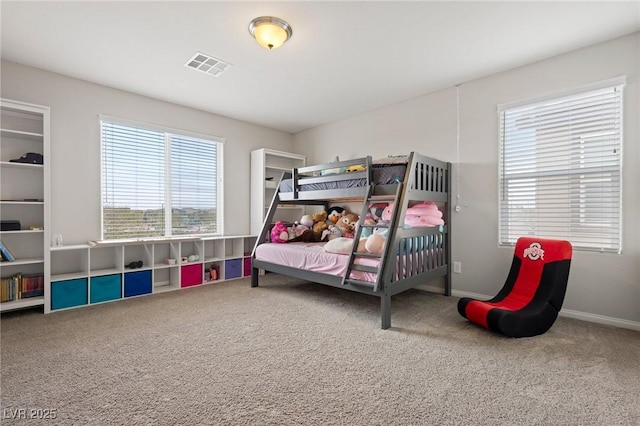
[
  {"left": 101, "top": 117, "right": 223, "bottom": 240},
  {"left": 498, "top": 77, "right": 624, "bottom": 253}
]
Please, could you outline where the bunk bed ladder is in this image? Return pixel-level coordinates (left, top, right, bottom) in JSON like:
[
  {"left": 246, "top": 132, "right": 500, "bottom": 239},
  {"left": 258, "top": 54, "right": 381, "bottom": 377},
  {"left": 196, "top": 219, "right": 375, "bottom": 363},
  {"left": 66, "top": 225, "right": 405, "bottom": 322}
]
[{"left": 342, "top": 184, "right": 403, "bottom": 292}]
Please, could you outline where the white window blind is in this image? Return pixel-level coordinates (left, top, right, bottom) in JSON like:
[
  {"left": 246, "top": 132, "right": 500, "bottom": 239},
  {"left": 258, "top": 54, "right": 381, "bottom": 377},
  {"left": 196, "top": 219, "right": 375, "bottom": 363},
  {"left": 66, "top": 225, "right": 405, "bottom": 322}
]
[
  {"left": 170, "top": 135, "right": 218, "bottom": 235},
  {"left": 101, "top": 119, "right": 222, "bottom": 240},
  {"left": 498, "top": 79, "right": 624, "bottom": 253}
]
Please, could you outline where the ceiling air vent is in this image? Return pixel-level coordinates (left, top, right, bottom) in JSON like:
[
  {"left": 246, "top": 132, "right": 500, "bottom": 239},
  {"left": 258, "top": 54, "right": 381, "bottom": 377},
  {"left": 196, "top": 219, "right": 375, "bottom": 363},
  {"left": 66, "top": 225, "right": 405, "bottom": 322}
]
[{"left": 185, "top": 52, "right": 231, "bottom": 76}]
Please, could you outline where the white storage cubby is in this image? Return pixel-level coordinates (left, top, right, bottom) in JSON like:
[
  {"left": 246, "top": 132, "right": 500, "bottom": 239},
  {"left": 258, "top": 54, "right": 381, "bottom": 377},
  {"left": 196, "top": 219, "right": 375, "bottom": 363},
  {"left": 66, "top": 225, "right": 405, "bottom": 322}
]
[
  {"left": 152, "top": 242, "right": 174, "bottom": 267},
  {"left": 47, "top": 235, "right": 257, "bottom": 312},
  {"left": 90, "top": 245, "right": 122, "bottom": 276},
  {"left": 123, "top": 243, "right": 152, "bottom": 271},
  {"left": 0, "top": 99, "right": 50, "bottom": 312},
  {"left": 250, "top": 148, "right": 306, "bottom": 234},
  {"left": 179, "top": 240, "right": 203, "bottom": 263},
  {"left": 203, "top": 239, "right": 224, "bottom": 262},
  {"left": 50, "top": 246, "right": 88, "bottom": 281},
  {"left": 224, "top": 237, "right": 244, "bottom": 258},
  {"left": 152, "top": 267, "right": 179, "bottom": 292}
]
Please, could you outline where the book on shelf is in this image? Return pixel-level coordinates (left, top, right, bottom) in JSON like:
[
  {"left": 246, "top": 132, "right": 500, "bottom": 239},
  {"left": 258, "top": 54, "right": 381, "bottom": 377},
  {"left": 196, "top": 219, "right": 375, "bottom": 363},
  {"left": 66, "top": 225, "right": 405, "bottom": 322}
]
[
  {"left": 0, "top": 240, "right": 15, "bottom": 262},
  {"left": 20, "top": 273, "right": 45, "bottom": 298},
  {"left": 1, "top": 273, "right": 44, "bottom": 303}
]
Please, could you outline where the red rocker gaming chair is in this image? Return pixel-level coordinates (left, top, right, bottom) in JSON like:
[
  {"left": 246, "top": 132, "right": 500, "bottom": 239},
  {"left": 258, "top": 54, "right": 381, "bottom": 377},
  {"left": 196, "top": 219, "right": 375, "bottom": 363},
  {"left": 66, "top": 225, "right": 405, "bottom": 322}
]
[{"left": 457, "top": 237, "right": 572, "bottom": 338}]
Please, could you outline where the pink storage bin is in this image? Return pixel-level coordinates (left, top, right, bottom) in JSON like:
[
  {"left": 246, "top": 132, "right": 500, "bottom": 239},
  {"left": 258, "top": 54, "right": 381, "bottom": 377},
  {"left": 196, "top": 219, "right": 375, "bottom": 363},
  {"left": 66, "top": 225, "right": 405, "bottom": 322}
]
[{"left": 181, "top": 263, "right": 203, "bottom": 288}]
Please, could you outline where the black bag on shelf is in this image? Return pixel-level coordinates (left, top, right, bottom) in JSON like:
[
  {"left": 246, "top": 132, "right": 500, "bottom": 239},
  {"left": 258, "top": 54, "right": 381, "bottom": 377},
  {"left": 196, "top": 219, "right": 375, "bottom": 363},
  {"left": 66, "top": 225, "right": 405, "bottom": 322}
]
[{"left": 0, "top": 221, "right": 21, "bottom": 231}]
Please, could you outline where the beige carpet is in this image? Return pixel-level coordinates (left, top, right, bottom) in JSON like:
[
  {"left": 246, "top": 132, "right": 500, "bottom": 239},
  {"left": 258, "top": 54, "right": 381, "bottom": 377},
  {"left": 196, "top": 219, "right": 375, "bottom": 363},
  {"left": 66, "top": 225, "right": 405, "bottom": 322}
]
[{"left": 1, "top": 274, "right": 639, "bottom": 425}]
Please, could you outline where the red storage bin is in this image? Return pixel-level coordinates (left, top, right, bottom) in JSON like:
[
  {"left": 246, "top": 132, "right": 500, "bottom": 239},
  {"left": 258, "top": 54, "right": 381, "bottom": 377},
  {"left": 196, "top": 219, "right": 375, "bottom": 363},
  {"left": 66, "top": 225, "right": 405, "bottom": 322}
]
[
  {"left": 243, "top": 257, "right": 252, "bottom": 276},
  {"left": 181, "top": 264, "right": 203, "bottom": 288}
]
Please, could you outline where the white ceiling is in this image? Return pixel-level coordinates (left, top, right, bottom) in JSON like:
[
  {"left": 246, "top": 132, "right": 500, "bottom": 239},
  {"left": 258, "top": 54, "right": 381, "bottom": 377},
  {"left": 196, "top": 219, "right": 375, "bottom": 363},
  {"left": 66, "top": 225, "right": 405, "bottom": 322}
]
[{"left": 2, "top": 1, "right": 639, "bottom": 134}]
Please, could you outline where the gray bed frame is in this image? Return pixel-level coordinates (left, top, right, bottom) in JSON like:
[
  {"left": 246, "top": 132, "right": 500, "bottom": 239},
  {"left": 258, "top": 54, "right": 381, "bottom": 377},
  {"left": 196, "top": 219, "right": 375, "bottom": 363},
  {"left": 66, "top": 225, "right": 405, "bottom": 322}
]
[{"left": 251, "top": 151, "right": 452, "bottom": 329}]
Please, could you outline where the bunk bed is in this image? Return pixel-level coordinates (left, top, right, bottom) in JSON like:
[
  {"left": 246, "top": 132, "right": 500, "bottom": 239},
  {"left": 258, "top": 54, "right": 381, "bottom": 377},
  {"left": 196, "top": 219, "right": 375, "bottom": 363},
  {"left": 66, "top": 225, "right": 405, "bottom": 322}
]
[{"left": 251, "top": 152, "right": 452, "bottom": 329}]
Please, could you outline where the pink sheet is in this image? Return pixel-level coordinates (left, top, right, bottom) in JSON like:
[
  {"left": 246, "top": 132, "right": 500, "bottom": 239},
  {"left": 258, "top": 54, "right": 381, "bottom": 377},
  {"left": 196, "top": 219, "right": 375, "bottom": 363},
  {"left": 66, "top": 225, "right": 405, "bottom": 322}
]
[{"left": 255, "top": 242, "right": 379, "bottom": 282}]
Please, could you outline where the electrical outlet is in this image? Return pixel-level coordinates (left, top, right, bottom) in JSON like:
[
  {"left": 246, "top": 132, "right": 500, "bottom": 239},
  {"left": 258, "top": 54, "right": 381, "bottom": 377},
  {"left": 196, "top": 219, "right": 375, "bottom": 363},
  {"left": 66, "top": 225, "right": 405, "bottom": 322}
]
[{"left": 453, "top": 261, "right": 462, "bottom": 274}]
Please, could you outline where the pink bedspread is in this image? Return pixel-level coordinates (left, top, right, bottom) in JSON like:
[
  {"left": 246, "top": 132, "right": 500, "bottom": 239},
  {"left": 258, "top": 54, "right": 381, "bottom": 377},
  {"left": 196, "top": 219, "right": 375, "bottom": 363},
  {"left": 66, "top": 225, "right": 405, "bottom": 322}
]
[{"left": 254, "top": 242, "right": 379, "bottom": 282}]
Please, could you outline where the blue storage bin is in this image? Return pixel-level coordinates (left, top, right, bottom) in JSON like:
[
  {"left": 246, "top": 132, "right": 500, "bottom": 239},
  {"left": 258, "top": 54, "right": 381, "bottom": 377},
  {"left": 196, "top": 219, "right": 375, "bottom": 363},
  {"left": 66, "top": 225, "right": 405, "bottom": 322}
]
[
  {"left": 51, "top": 278, "right": 88, "bottom": 310},
  {"left": 225, "top": 259, "right": 242, "bottom": 279},
  {"left": 90, "top": 274, "right": 122, "bottom": 304},
  {"left": 124, "top": 270, "right": 152, "bottom": 297}
]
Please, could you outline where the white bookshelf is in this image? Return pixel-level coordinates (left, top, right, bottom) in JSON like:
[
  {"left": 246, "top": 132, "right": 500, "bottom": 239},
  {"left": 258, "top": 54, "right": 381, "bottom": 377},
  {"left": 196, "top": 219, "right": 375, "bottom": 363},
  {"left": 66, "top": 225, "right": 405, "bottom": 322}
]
[
  {"left": 0, "top": 99, "right": 50, "bottom": 312},
  {"left": 250, "top": 148, "right": 306, "bottom": 234}
]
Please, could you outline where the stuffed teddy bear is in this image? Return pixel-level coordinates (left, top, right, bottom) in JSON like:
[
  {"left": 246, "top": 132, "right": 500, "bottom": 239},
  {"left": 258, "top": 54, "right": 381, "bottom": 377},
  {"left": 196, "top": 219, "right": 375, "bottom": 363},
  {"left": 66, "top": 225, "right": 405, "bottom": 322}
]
[
  {"left": 270, "top": 221, "right": 289, "bottom": 243},
  {"left": 311, "top": 211, "right": 328, "bottom": 233}
]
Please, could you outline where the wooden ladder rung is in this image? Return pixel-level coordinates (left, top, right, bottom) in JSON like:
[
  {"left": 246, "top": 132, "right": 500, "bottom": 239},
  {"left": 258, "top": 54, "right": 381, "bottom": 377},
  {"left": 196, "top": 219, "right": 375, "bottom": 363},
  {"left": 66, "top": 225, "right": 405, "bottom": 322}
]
[
  {"left": 349, "top": 264, "right": 379, "bottom": 274},
  {"left": 353, "top": 252, "right": 381, "bottom": 259},
  {"left": 360, "top": 223, "right": 389, "bottom": 229},
  {"left": 369, "top": 195, "right": 397, "bottom": 202},
  {"left": 344, "top": 279, "right": 375, "bottom": 288}
]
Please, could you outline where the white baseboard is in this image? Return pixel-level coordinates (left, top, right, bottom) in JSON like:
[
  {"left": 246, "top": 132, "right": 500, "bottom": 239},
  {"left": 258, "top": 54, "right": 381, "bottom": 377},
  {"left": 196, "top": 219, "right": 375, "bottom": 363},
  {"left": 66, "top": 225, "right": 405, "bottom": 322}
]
[
  {"left": 451, "top": 290, "right": 640, "bottom": 332},
  {"left": 559, "top": 309, "right": 640, "bottom": 332}
]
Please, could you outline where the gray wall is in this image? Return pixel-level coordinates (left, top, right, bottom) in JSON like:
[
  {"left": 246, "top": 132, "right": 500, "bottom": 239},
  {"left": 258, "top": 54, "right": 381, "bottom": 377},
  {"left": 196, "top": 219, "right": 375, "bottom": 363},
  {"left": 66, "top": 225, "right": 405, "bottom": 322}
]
[
  {"left": 294, "top": 33, "right": 640, "bottom": 328},
  {"left": 1, "top": 60, "right": 294, "bottom": 243}
]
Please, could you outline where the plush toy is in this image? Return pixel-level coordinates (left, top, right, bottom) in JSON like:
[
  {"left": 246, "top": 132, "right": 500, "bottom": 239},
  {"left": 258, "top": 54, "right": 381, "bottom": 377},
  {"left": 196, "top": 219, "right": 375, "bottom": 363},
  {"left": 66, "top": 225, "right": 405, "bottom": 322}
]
[
  {"left": 289, "top": 229, "right": 325, "bottom": 243},
  {"left": 361, "top": 202, "right": 387, "bottom": 238},
  {"left": 381, "top": 204, "right": 394, "bottom": 222},
  {"left": 377, "top": 201, "right": 444, "bottom": 229},
  {"left": 311, "top": 211, "right": 328, "bottom": 233},
  {"left": 299, "top": 214, "right": 314, "bottom": 228},
  {"left": 288, "top": 223, "right": 309, "bottom": 239},
  {"left": 369, "top": 203, "right": 386, "bottom": 222},
  {"left": 321, "top": 225, "right": 342, "bottom": 241},
  {"left": 270, "top": 221, "right": 289, "bottom": 243},
  {"left": 405, "top": 202, "right": 445, "bottom": 227},
  {"left": 345, "top": 164, "right": 366, "bottom": 173},
  {"left": 321, "top": 156, "right": 345, "bottom": 175},
  {"left": 360, "top": 213, "right": 377, "bottom": 238},
  {"left": 336, "top": 211, "right": 359, "bottom": 239},
  {"left": 357, "top": 233, "right": 386, "bottom": 255},
  {"left": 327, "top": 206, "right": 345, "bottom": 225},
  {"left": 323, "top": 237, "right": 354, "bottom": 255}
]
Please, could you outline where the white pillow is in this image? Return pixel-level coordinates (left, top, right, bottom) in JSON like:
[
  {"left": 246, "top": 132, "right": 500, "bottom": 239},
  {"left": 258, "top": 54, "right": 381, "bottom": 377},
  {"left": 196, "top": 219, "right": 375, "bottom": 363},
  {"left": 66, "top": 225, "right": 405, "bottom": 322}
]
[{"left": 323, "top": 237, "right": 354, "bottom": 255}]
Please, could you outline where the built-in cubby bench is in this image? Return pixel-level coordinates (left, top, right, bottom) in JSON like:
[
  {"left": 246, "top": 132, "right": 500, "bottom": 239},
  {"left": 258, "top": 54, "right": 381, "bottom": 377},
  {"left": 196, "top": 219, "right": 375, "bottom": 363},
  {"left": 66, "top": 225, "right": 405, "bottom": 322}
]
[{"left": 48, "top": 235, "right": 256, "bottom": 312}]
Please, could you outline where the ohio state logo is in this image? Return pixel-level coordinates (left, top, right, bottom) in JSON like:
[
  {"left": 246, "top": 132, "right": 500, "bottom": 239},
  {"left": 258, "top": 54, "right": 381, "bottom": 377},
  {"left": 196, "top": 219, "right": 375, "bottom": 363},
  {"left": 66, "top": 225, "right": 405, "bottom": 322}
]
[{"left": 523, "top": 242, "right": 544, "bottom": 261}]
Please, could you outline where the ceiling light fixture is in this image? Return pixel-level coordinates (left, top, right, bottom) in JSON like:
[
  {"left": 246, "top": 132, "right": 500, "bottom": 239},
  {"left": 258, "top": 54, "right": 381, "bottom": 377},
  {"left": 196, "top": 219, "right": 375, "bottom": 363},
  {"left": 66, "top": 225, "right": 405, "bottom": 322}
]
[{"left": 248, "top": 16, "right": 292, "bottom": 50}]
